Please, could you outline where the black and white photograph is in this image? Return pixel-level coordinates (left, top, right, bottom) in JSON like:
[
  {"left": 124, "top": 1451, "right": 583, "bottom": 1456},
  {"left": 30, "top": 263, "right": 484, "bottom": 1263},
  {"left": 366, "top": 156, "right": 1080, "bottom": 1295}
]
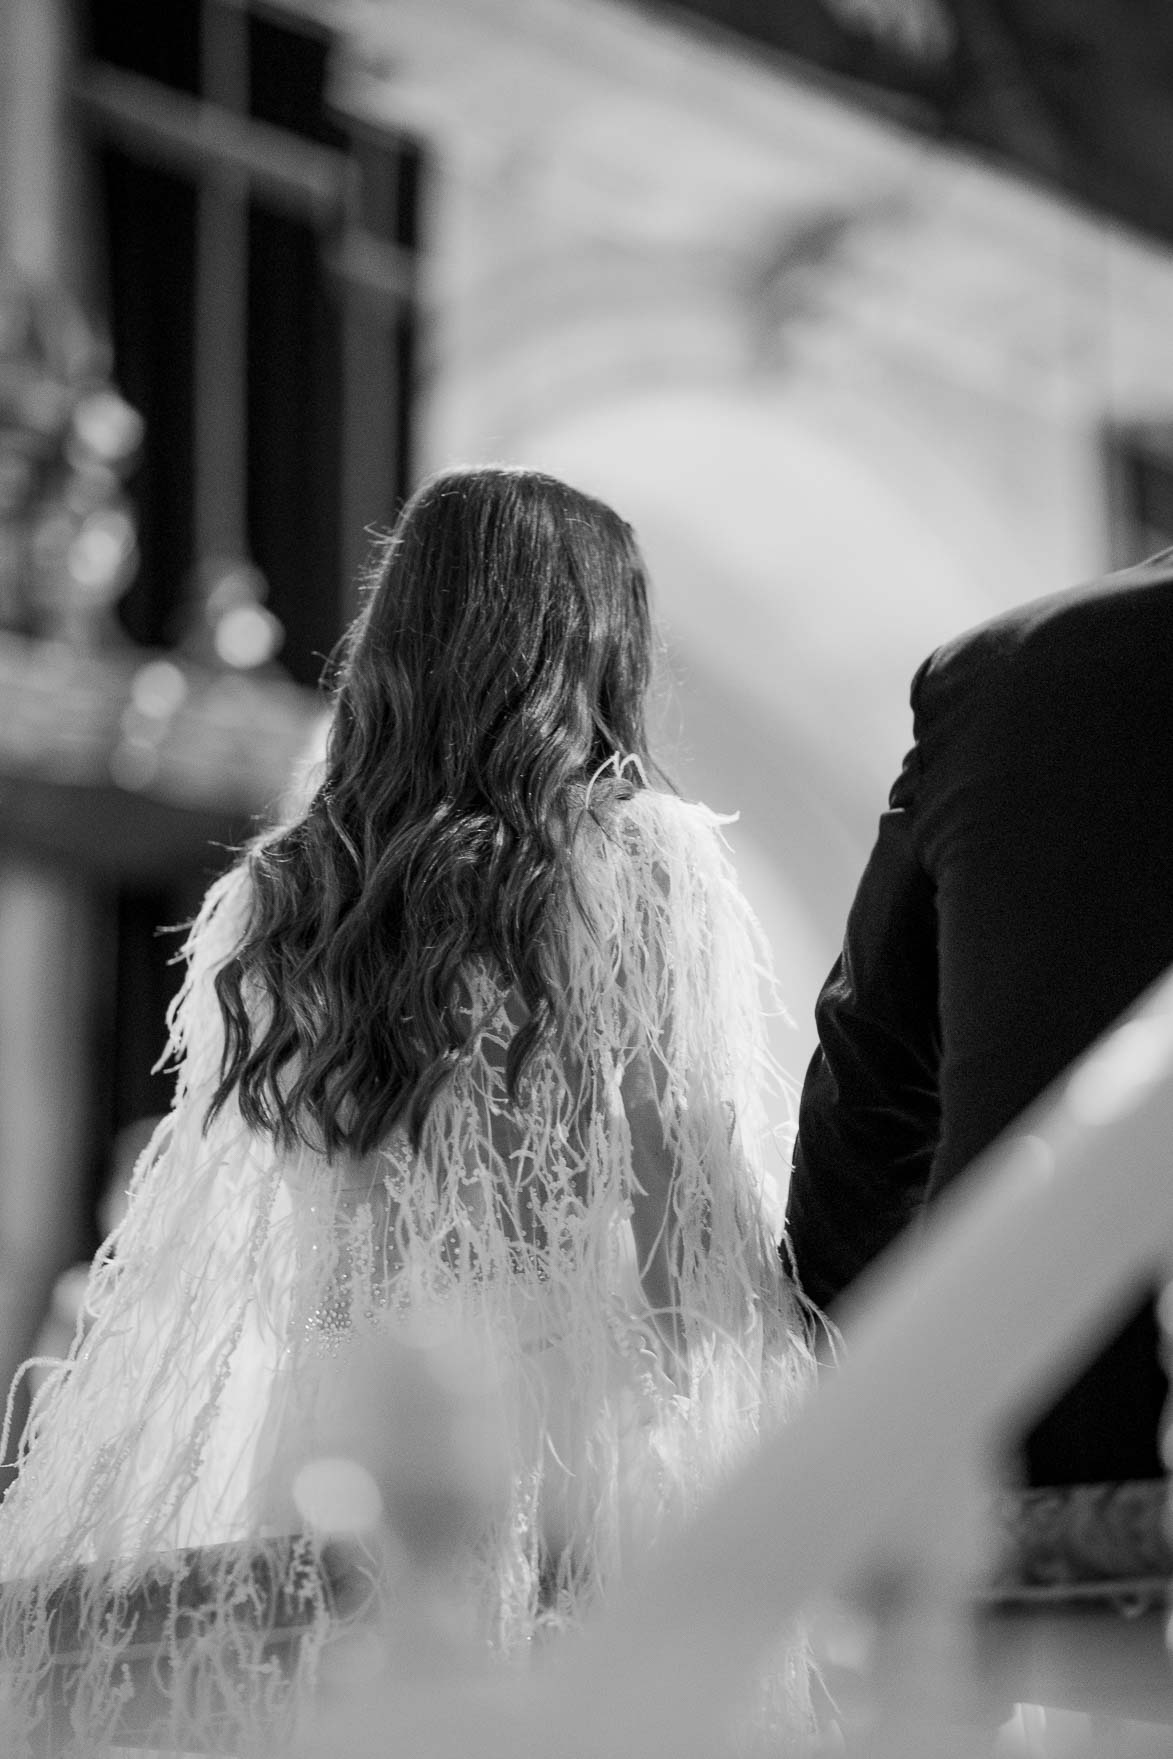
[{"left": 0, "top": 2, "right": 1172, "bottom": 1754}]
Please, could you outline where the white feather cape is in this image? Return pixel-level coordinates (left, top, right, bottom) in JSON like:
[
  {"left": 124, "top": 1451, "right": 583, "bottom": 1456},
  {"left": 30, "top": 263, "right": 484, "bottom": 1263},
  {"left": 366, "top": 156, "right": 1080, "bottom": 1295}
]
[{"left": 0, "top": 788, "right": 815, "bottom": 1754}]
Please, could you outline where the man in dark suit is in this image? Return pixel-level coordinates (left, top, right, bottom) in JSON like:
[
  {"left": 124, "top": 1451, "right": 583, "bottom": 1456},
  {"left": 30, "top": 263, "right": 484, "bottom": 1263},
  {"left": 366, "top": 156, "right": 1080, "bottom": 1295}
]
[{"left": 786, "top": 550, "right": 1173, "bottom": 1486}]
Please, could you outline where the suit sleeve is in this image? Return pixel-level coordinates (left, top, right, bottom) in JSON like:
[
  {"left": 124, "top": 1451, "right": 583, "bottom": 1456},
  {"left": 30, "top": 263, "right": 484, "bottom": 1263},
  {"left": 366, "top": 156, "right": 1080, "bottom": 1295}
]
[{"left": 785, "top": 669, "right": 942, "bottom": 1313}]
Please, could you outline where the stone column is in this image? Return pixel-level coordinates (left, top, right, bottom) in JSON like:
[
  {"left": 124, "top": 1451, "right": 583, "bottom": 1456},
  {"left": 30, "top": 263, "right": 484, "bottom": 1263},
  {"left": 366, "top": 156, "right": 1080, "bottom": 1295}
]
[
  {"left": 0, "top": 0, "right": 96, "bottom": 1456},
  {"left": 0, "top": 869, "right": 94, "bottom": 1390}
]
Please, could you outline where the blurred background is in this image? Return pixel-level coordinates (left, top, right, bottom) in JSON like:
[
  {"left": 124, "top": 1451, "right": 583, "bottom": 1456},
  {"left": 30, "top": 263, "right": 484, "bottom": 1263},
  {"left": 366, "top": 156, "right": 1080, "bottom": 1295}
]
[{"left": 0, "top": 0, "right": 1172, "bottom": 1446}]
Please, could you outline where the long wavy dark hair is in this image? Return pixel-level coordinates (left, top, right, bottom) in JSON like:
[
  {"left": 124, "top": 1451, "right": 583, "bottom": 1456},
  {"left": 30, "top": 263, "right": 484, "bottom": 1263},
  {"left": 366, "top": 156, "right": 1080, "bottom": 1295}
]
[{"left": 208, "top": 464, "right": 667, "bottom": 1158}]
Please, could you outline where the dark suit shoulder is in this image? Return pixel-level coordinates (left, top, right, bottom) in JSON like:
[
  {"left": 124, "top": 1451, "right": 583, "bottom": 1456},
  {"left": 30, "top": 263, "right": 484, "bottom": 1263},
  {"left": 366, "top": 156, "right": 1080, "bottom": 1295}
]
[{"left": 916, "top": 550, "right": 1173, "bottom": 716}]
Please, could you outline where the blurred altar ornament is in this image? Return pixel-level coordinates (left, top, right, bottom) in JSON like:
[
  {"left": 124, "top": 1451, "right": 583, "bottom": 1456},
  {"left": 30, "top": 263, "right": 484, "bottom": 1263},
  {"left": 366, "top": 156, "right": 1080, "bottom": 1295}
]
[
  {"left": 29, "top": 384, "right": 143, "bottom": 648},
  {"left": 0, "top": 260, "right": 321, "bottom": 845},
  {"left": 0, "top": 260, "right": 120, "bottom": 635},
  {"left": 183, "top": 553, "right": 285, "bottom": 672}
]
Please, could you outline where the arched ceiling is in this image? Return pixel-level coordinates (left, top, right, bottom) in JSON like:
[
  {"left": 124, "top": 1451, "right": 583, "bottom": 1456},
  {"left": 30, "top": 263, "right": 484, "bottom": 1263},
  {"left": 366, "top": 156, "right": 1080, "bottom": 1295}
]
[{"left": 644, "top": 0, "right": 1173, "bottom": 249}]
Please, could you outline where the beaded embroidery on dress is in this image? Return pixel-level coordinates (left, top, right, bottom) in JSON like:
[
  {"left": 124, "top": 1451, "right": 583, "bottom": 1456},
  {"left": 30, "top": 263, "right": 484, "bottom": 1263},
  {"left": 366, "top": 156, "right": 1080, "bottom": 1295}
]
[{"left": 0, "top": 786, "right": 815, "bottom": 1755}]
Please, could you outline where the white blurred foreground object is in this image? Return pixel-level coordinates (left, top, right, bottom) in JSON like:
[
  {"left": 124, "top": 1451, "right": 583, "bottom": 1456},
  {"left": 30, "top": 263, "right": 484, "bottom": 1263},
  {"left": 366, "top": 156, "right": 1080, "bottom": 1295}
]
[
  {"left": 294, "top": 967, "right": 1173, "bottom": 1759},
  {"left": 286, "top": 1327, "right": 530, "bottom": 1759},
  {"left": 286, "top": 1321, "right": 515, "bottom": 1676}
]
